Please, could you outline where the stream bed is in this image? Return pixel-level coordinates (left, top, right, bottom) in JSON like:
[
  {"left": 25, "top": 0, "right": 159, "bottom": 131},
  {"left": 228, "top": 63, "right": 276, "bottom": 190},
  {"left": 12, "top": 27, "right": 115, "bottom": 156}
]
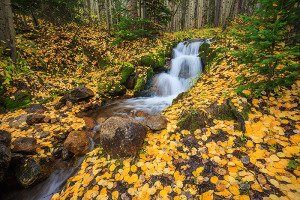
[{"left": 2, "top": 38, "right": 210, "bottom": 200}]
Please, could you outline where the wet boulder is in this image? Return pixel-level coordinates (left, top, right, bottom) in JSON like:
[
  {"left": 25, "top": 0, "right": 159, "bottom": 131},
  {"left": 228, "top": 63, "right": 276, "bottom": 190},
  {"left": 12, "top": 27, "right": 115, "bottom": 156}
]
[
  {"left": 14, "top": 158, "right": 51, "bottom": 188},
  {"left": 0, "top": 130, "right": 11, "bottom": 182},
  {"left": 12, "top": 137, "right": 37, "bottom": 154},
  {"left": 144, "top": 115, "right": 168, "bottom": 130},
  {"left": 64, "top": 131, "right": 90, "bottom": 156},
  {"left": 26, "top": 114, "right": 46, "bottom": 125},
  {"left": 25, "top": 104, "right": 47, "bottom": 114},
  {"left": 98, "top": 117, "right": 147, "bottom": 158},
  {"left": 9, "top": 114, "right": 28, "bottom": 128}
]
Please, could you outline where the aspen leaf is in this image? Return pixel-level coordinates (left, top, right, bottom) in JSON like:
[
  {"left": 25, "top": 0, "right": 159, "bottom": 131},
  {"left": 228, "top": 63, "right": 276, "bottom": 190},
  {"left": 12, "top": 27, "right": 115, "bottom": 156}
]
[{"left": 211, "top": 176, "right": 218, "bottom": 184}]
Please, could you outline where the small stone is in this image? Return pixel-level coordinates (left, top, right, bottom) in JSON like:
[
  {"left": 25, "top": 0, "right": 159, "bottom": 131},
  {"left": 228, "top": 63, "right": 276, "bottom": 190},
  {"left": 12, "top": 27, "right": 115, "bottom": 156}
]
[
  {"left": 37, "top": 131, "right": 50, "bottom": 139},
  {"left": 64, "top": 131, "right": 90, "bottom": 156},
  {"left": 83, "top": 117, "right": 95, "bottom": 130},
  {"left": 239, "top": 183, "right": 250, "bottom": 190},
  {"left": 66, "top": 101, "right": 73, "bottom": 108},
  {"left": 144, "top": 115, "right": 168, "bottom": 130},
  {"left": 241, "top": 156, "right": 250, "bottom": 165},
  {"left": 26, "top": 115, "right": 46, "bottom": 125},
  {"left": 25, "top": 104, "right": 47, "bottom": 114},
  {"left": 9, "top": 114, "right": 28, "bottom": 128}
]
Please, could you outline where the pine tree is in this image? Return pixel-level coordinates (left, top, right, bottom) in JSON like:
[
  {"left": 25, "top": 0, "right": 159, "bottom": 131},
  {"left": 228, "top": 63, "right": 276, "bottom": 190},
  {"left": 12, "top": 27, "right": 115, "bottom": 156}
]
[{"left": 232, "top": 0, "right": 300, "bottom": 94}]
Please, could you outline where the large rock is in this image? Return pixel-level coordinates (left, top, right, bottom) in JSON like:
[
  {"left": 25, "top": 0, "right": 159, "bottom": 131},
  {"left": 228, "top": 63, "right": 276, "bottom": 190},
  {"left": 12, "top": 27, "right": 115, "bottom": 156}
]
[
  {"left": 14, "top": 158, "right": 50, "bottom": 188},
  {"left": 98, "top": 117, "right": 147, "bottom": 157},
  {"left": 12, "top": 137, "right": 37, "bottom": 154},
  {"left": 144, "top": 115, "right": 168, "bottom": 130},
  {"left": 64, "top": 131, "right": 90, "bottom": 156},
  {"left": 26, "top": 114, "right": 46, "bottom": 125},
  {"left": 9, "top": 114, "right": 28, "bottom": 128},
  {"left": 55, "top": 87, "right": 95, "bottom": 110},
  {"left": 25, "top": 104, "right": 47, "bottom": 114},
  {"left": 0, "top": 130, "right": 11, "bottom": 182},
  {"left": 68, "top": 87, "right": 94, "bottom": 102},
  {"left": 0, "top": 130, "right": 11, "bottom": 146}
]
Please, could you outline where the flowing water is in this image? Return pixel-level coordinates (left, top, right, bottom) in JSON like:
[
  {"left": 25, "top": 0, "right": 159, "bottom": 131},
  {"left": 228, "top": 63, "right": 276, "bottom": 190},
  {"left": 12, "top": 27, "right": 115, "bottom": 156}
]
[
  {"left": 94, "top": 39, "right": 209, "bottom": 120},
  {"left": 1, "top": 39, "right": 209, "bottom": 200}
]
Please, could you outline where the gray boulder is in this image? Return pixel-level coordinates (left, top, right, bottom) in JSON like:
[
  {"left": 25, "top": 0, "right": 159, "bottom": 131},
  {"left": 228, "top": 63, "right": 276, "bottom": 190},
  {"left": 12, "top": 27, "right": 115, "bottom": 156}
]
[
  {"left": 98, "top": 117, "right": 147, "bottom": 158},
  {"left": 144, "top": 115, "right": 168, "bottom": 130},
  {"left": 26, "top": 114, "right": 46, "bottom": 125},
  {"left": 25, "top": 104, "right": 47, "bottom": 114},
  {"left": 9, "top": 114, "right": 28, "bottom": 128}
]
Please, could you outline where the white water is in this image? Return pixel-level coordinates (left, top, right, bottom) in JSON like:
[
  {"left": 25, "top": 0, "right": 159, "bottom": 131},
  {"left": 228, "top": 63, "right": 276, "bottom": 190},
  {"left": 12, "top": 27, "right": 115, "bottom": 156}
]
[{"left": 101, "top": 39, "right": 207, "bottom": 116}]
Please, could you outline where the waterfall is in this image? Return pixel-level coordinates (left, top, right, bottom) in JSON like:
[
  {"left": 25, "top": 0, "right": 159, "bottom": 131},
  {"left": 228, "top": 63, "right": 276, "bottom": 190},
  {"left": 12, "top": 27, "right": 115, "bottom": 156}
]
[
  {"left": 155, "top": 41, "right": 204, "bottom": 97},
  {"left": 93, "top": 39, "right": 210, "bottom": 116}
]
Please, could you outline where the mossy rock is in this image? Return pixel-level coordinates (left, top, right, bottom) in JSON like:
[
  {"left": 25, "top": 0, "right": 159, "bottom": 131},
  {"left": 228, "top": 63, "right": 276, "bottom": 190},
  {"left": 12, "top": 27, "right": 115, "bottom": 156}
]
[
  {"left": 177, "top": 100, "right": 232, "bottom": 132},
  {"left": 139, "top": 53, "right": 165, "bottom": 71},
  {"left": 109, "top": 84, "right": 126, "bottom": 96},
  {"left": 133, "top": 68, "right": 154, "bottom": 97},
  {"left": 120, "top": 63, "right": 135, "bottom": 85},
  {"left": 133, "top": 77, "right": 145, "bottom": 97},
  {"left": 4, "top": 90, "right": 32, "bottom": 111},
  {"left": 199, "top": 43, "right": 221, "bottom": 73},
  {"left": 99, "top": 80, "right": 126, "bottom": 97}
]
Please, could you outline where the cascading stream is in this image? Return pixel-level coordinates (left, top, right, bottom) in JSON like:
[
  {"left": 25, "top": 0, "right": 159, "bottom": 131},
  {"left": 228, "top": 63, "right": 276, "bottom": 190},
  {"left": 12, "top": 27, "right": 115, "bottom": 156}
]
[
  {"left": 2, "top": 39, "right": 209, "bottom": 200},
  {"left": 96, "top": 39, "right": 210, "bottom": 116},
  {"left": 155, "top": 41, "right": 204, "bottom": 97}
]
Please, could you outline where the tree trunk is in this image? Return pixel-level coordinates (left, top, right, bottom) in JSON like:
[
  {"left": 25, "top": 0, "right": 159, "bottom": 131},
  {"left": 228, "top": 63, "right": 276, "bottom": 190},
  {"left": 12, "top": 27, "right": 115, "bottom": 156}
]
[
  {"left": 95, "top": 0, "right": 101, "bottom": 25},
  {"left": 214, "top": 0, "right": 221, "bottom": 27},
  {"left": 201, "top": 0, "right": 208, "bottom": 28},
  {"left": 128, "top": 0, "right": 138, "bottom": 20},
  {"left": 194, "top": 0, "right": 198, "bottom": 28},
  {"left": 104, "top": 0, "right": 110, "bottom": 34},
  {"left": 0, "top": 0, "right": 17, "bottom": 61}
]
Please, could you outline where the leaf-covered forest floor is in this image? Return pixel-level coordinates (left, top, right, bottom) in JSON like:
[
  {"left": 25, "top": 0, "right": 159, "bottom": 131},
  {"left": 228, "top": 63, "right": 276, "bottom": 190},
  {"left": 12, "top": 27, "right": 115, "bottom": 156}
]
[{"left": 1, "top": 20, "right": 299, "bottom": 200}]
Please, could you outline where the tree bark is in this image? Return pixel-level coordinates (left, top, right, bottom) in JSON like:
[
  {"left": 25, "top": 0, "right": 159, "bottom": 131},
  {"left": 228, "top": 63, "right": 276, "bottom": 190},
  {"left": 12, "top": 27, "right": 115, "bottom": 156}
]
[
  {"left": 128, "top": 0, "right": 138, "bottom": 20},
  {"left": 0, "top": 0, "right": 17, "bottom": 61},
  {"left": 104, "top": 0, "right": 110, "bottom": 34},
  {"left": 214, "top": 0, "right": 221, "bottom": 27},
  {"left": 194, "top": 0, "right": 198, "bottom": 28},
  {"left": 201, "top": 0, "right": 208, "bottom": 28}
]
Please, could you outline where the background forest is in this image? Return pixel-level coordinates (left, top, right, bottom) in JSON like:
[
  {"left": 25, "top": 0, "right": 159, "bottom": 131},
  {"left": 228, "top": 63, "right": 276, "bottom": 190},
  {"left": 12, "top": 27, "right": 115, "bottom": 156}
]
[{"left": 0, "top": 0, "right": 299, "bottom": 200}]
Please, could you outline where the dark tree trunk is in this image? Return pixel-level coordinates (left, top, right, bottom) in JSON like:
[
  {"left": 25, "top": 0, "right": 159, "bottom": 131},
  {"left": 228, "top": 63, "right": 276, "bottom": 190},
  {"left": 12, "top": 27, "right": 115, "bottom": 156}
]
[
  {"left": 31, "top": 11, "right": 39, "bottom": 27},
  {"left": 0, "top": 0, "right": 17, "bottom": 61},
  {"left": 214, "top": 0, "right": 221, "bottom": 27},
  {"left": 194, "top": 0, "right": 198, "bottom": 28}
]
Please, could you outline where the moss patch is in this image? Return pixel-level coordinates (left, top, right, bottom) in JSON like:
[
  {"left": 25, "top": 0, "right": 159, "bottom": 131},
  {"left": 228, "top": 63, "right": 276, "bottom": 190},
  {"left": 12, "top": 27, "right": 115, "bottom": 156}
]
[
  {"left": 199, "top": 43, "right": 221, "bottom": 73},
  {"left": 120, "top": 63, "right": 135, "bottom": 85},
  {"left": 4, "top": 90, "right": 32, "bottom": 111}
]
